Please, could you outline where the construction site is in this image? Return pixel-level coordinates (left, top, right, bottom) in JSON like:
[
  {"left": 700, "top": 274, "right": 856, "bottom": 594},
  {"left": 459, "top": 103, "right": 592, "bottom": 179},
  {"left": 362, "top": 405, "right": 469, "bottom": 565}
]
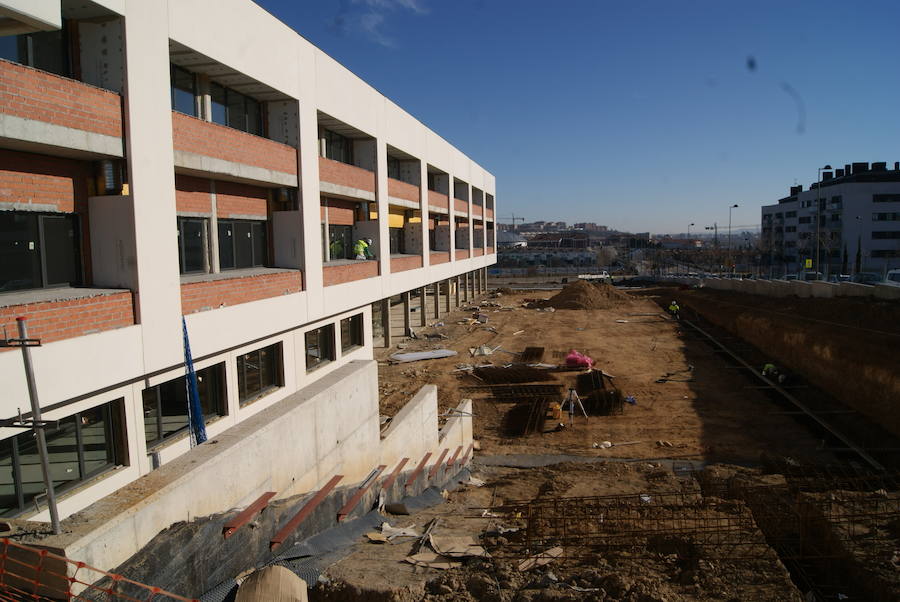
[
  {"left": 309, "top": 278, "right": 900, "bottom": 601},
  {"left": 1, "top": 278, "right": 898, "bottom": 602}
]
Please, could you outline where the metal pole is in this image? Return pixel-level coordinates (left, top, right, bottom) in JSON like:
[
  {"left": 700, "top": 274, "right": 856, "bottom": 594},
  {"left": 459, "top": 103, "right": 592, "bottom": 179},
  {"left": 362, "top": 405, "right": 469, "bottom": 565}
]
[
  {"left": 815, "top": 171, "right": 821, "bottom": 275},
  {"left": 16, "top": 318, "right": 61, "bottom": 534}
]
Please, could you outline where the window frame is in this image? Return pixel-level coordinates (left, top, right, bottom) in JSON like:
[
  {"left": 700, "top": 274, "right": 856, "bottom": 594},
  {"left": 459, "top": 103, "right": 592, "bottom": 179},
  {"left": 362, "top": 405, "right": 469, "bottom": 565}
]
[
  {"left": 142, "top": 363, "right": 227, "bottom": 449},
  {"left": 340, "top": 314, "right": 364, "bottom": 353},
  {"left": 305, "top": 324, "right": 336, "bottom": 372},
  {"left": 0, "top": 398, "right": 125, "bottom": 518},
  {"left": 177, "top": 216, "right": 208, "bottom": 275},
  {"left": 217, "top": 219, "right": 268, "bottom": 270},
  {"left": 237, "top": 343, "right": 284, "bottom": 406},
  {"left": 322, "top": 129, "right": 353, "bottom": 165},
  {"left": 170, "top": 64, "right": 197, "bottom": 117},
  {"left": 0, "top": 211, "right": 82, "bottom": 293}
]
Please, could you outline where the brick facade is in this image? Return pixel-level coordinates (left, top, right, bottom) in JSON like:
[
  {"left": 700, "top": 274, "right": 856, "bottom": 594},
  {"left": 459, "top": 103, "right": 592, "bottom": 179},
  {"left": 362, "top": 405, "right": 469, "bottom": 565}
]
[
  {"left": 485, "top": 207, "right": 494, "bottom": 220},
  {"left": 472, "top": 204, "right": 483, "bottom": 218},
  {"left": 175, "top": 175, "right": 212, "bottom": 214},
  {"left": 0, "top": 149, "right": 94, "bottom": 282},
  {"left": 319, "top": 157, "right": 375, "bottom": 194},
  {"left": 455, "top": 249, "right": 470, "bottom": 260},
  {"left": 473, "top": 248, "right": 484, "bottom": 257},
  {"left": 390, "top": 255, "right": 422, "bottom": 273},
  {"left": 172, "top": 112, "right": 297, "bottom": 176},
  {"left": 428, "top": 190, "right": 449, "bottom": 211},
  {"left": 429, "top": 251, "right": 450, "bottom": 265},
  {"left": 180, "top": 270, "right": 303, "bottom": 314},
  {"left": 0, "top": 59, "right": 122, "bottom": 138},
  {"left": 321, "top": 198, "right": 357, "bottom": 225},
  {"left": 387, "top": 178, "right": 419, "bottom": 203},
  {"left": 216, "top": 181, "right": 268, "bottom": 218},
  {"left": 454, "top": 198, "right": 469, "bottom": 214},
  {"left": 0, "top": 292, "right": 134, "bottom": 351},
  {"left": 323, "top": 261, "right": 379, "bottom": 286}
]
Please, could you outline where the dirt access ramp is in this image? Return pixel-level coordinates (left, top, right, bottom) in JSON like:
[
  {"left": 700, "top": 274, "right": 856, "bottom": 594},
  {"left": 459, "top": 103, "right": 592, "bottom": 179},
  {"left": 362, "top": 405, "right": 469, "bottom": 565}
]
[{"left": 676, "top": 288, "right": 900, "bottom": 439}]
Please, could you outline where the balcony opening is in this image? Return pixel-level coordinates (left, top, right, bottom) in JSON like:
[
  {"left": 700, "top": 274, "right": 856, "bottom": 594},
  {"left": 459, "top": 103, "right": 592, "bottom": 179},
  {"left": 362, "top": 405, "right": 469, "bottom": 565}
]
[
  {"left": 453, "top": 178, "right": 470, "bottom": 202},
  {"left": 321, "top": 197, "right": 379, "bottom": 264},
  {"left": 387, "top": 145, "right": 421, "bottom": 191},
  {"left": 317, "top": 112, "right": 375, "bottom": 170},
  {"left": 389, "top": 206, "right": 423, "bottom": 258},
  {"left": 1, "top": 210, "right": 82, "bottom": 293},
  {"left": 472, "top": 187, "right": 484, "bottom": 208}
]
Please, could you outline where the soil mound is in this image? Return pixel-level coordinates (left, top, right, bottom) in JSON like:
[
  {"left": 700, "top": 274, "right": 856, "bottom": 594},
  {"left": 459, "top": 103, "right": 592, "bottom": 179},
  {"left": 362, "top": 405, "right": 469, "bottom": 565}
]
[{"left": 541, "top": 280, "right": 631, "bottom": 310}]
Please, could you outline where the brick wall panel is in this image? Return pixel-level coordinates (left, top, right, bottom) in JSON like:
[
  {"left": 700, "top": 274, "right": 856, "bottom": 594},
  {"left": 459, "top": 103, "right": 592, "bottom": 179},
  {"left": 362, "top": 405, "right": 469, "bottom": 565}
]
[
  {"left": 454, "top": 199, "right": 469, "bottom": 213},
  {"left": 175, "top": 175, "right": 212, "bottom": 214},
  {"left": 455, "top": 249, "right": 470, "bottom": 260},
  {"left": 0, "top": 59, "right": 122, "bottom": 137},
  {"left": 390, "top": 255, "right": 423, "bottom": 273},
  {"left": 171, "top": 112, "right": 297, "bottom": 176},
  {"left": 388, "top": 178, "right": 419, "bottom": 203},
  {"left": 318, "top": 157, "right": 375, "bottom": 193},
  {"left": 427, "top": 190, "right": 449, "bottom": 211},
  {"left": 180, "top": 271, "right": 303, "bottom": 314},
  {"left": 216, "top": 181, "right": 268, "bottom": 218},
  {"left": 0, "top": 292, "right": 134, "bottom": 351},
  {"left": 322, "top": 262, "right": 379, "bottom": 286}
]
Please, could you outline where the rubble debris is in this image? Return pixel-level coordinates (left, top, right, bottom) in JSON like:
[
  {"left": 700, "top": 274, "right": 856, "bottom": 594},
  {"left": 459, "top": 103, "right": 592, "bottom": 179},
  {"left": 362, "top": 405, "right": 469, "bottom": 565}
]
[
  {"left": 389, "top": 349, "right": 457, "bottom": 363},
  {"left": 539, "top": 280, "right": 632, "bottom": 310},
  {"left": 519, "top": 346, "right": 545, "bottom": 363},
  {"left": 512, "top": 329, "right": 525, "bottom": 336},
  {"left": 473, "top": 366, "right": 558, "bottom": 384},
  {"left": 383, "top": 502, "right": 410, "bottom": 515},
  {"left": 428, "top": 535, "right": 488, "bottom": 558},
  {"left": 403, "top": 552, "right": 461, "bottom": 570},
  {"left": 517, "top": 546, "right": 564, "bottom": 571},
  {"left": 381, "top": 523, "right": 420, "bottom": 540}
]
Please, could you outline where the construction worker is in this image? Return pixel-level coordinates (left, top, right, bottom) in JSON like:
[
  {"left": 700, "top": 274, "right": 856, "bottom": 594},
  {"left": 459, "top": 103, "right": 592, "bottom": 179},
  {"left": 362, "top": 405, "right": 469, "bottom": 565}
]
[
  {"left": 329, "top": 237, "right": 344, "bottom": 260},
  {"left": 761, "top": 362, "right": 777, "bottom": 378},
  {"left": 667, "top": 300, "right": 680, "bottom": 319},
  {"left": 353, "top": 238, "right": 374, "bottom": 260}
]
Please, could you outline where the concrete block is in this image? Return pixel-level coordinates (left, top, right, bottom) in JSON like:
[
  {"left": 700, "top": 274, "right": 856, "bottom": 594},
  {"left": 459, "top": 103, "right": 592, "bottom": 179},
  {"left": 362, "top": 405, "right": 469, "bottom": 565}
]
[
  {"left": 791, "top": 281, "right": 812, "bottom": 298},
  {"left": 873, "top": 284, "right": 900, "bottom": 300},
  {"left": 809, "top": 281, "right": 838, "bottom": 298},
  {"left": 839, "top": 282, "right": 875, "bottom": 298}
]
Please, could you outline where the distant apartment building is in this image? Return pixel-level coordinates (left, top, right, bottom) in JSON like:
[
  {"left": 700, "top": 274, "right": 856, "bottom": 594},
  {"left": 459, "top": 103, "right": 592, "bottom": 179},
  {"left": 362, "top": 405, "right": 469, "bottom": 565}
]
[
  {"left": 761, "top": 162, "right": 900, "bottom": 275},
  {"left": 0, "top": 0, "right": 494, "bottom": 530}
]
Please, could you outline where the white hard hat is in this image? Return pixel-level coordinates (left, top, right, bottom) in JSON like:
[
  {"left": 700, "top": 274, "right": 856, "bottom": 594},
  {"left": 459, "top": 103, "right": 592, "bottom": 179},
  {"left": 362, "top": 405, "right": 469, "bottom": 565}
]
[{"left": 366, "top": 238, "right": 373, "bottom": 244}]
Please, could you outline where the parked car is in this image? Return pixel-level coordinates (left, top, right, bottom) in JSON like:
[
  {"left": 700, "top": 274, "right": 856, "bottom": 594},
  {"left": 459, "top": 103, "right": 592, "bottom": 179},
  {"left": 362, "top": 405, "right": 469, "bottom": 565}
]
[
  {"left": 885, "top": 269, "right": 900, "bottom": 287},
  {"left": 783, "top": 274, "right": 799, "bottom": 281},
  {"left": 852, "top": 272, "right": 882, "bottom": 285},
  {"left": 828, "top": 274, "right": 851, "bottom": 283},
  {"left": 802, "top": 271, "right": 824, "bottom": 282}
]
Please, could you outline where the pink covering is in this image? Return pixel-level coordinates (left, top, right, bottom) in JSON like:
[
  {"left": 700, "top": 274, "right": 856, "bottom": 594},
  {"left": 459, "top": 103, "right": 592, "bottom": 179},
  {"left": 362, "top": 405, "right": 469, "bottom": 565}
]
[{"left": 565, "top": 349, "right": 594, "bottom": 368}]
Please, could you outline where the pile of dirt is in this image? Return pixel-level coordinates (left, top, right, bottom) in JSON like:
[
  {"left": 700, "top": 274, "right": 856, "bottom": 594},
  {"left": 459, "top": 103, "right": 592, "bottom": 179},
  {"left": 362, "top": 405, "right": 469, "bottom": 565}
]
[{"left": 540, "top": 280, "right": 632, "bottom": 310}]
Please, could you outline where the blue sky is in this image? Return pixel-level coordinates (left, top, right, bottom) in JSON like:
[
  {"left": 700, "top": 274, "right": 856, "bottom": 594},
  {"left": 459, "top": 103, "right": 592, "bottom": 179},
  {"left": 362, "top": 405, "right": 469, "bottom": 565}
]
[{"left": 259, "top": 0, "right": 900, "bottom": 234}]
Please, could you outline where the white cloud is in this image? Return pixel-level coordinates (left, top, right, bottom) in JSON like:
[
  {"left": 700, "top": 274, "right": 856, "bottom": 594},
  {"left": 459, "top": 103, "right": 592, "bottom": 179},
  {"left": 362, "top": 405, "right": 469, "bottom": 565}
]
[{"left": 330, "top": 0, "right": 427, "bottom": 47}]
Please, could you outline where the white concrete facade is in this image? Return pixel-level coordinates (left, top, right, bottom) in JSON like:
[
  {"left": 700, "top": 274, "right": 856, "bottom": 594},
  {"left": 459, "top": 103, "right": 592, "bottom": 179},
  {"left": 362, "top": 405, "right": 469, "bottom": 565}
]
[
  {"left": 761, "top": 164, "right": 900, "bottom": 276},
  {"left": 0, "top": 0, "right": 495, "bottom": 523}
]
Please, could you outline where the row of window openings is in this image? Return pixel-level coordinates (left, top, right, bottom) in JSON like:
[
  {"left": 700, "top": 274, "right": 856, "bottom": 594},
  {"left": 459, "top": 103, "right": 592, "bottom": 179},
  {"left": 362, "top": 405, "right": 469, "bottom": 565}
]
[
  {"left": 0, "top": 319, "right": 364, "bottom": 518},
  {"left": 171, "top": 64, "right": 264, "bottom": 137},
  {"left": 177, "top": 217, "right": 267, "bottom": 274}
]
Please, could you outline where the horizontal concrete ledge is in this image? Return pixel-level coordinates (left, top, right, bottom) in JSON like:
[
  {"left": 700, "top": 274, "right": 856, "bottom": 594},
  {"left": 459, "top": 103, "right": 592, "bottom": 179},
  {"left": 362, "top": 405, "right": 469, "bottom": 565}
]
[
  {"left": 388, "top": 196, "right": 420, "bottom": 210},
  {"left": 0, "top": 113, "right": 123, "bottom": 159},
  {"left": 179, "top": 266, "right": 300, "bottom": 285},
  {"left": 174, "top": 150, "right": 298, "bottom": 188},
  {"left": 0, "top": 286, "right": 130, "bottom": 309},
  {"left": 428, "top": 205, "right": 449, "bottom": 215},
  {"left": 319, "top": 180, "right": 376, "bottom": 202}
]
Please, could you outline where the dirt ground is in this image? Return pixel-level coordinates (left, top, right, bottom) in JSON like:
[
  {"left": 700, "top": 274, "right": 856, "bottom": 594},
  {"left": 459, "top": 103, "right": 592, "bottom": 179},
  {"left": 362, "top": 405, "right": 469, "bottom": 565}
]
[{"left": 375, "top": 286, "right": 834, "bottom": 466}]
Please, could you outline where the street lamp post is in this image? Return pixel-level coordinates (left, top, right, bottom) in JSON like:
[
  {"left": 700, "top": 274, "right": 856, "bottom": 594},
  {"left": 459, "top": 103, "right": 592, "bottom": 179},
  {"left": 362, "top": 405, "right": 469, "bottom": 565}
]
[
  {"left": 705, "top": 224, "right": 718, "bottom": 273},
  {"left": 727, "top": 204, "right": 738, "bottom": 274},
  {"left": 815, "top": 164, "right": 833, "bottom": 275}
]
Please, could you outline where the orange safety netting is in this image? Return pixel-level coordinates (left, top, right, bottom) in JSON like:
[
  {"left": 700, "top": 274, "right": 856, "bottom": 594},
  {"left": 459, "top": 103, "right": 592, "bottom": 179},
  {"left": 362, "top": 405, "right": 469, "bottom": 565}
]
[{"left": 0, "top": 538, "right": 198, "bottom": 601}]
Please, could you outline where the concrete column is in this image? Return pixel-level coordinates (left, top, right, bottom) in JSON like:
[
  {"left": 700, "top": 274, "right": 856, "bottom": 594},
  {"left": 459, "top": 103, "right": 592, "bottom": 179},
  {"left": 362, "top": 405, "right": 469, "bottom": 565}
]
[
  {"left": 375, "top": 139, "right": 390, "bottom": 276},
  {"left": 209, "top": 180, "right": 220, "bottom": 273},
  {"left": 463, "top": 273, "right": 470, "bottom": 302},
  {"left": 470, "top": 270, "right": 476, "bottom": 298},
  {"left": 382, "top": 299, "right": 392, "bottom": 347},
  {"left": 402, "top": 291, "right": 411, "bottom": 335},
  {"left": 419, "top": 286, "right": 427, "bottom": 327},
  {"left": 420, "top": 160, "right": 429, "bottom": 269},
  {"left": 483, "top": 267, "right": 488, "bottom": 292},
  {"left": 444, "top": 278, "right": 451, "bottom": 313},
  {"left": 455, "top": 275, "right": 461, "bottom": 306},
  {"left": 121, "top": 1, "right": 183, "bottom": 370},
  {"left": 448, "top": 173, "right": 456, "bottom": 261},
  {"left": 433, "top": 282, "right": 440, "bottom": 318}
]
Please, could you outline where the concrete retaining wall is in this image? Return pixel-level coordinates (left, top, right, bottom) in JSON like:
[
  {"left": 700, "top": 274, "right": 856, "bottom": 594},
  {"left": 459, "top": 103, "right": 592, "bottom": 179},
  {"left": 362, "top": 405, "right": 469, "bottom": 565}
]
[{"left": 688, "top": 277, "right": 896, "bottom": 301}]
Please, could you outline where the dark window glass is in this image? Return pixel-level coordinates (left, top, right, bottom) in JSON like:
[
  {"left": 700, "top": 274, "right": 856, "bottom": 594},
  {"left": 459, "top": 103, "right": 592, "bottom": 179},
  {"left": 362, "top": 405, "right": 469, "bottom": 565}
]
[
  {"left": 0, "top": 212, "right": 80, "bottom": 293},
  {"left": 387, "top": 157, "right": 401, "bottom": 180},
  {"left": 171, "top": 65, "right": 196, "bottom": 116},
  {"left": 340, "top": 314, "right": 364, "bottom": 352},
  {"left": 237, "top": 343, "right": 282, "bottom": 405},
  {"left": 327, "top": 224, "right": 353, "bottom": 260},
  {"left": 872, "top": 231, "right": 900, "bottom": 239},
  {"left": 323, "top": 130, "right": 352, "bottom": 164},
  {"left": 142, "top": 363, "right": 225, "bottom": 447},
  {"left": 0, "top": 399, "right": 124, "bottom": 517},
  {"left": 217, "top": 219, "right": 266, "bottom": 270},
  {"left": 178, "top": 218, "right": 206, "bottom": 274},
  {"left": 246, "top": 97, "right": 262, "bottom": 136},
  {"left": 227, "top": 90, "right": 245, "bottom": 131},
  {"left": 41, "top": 214, "right": 80, "bottom": 286},
  {"left": 218, "top": 221, "right": 235, "bottom": 270},
  {"left": 429, "top": 225, "right": 437, "bottom": 251},
  {"left": 874, "top": 194, "right": 900, "bottom": 203},
  {"left": 30, "top": 28, "right": 67, "bottom": 76},
  {"left": 305, "top": 324, "right": 335, "bottom": 371},
  {"left": 0, "top": 36, "right": 21, "bottom": 63},
  {"left": 389, "top": 227, "right": 403, "bottom": 254},
  {"left": 427, "top": 172, "right": 437, "bottom": 192},
  {"left": 210, "top": 82, "right": 227, "bottom": 125}
]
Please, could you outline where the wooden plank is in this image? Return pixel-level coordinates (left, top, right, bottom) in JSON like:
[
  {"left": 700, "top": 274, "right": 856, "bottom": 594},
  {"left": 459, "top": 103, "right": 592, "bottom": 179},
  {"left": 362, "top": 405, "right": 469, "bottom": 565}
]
[
  {"left": 459, "top": 443, "right": 474, "bottom": 466},
  {"left": 337, "top": 465, "right": 387, "bottom": 522},
  {"left": 405, "top": 452, "right": 432, "bottom": 488},
  {"left": 446, "top": 446, "right": 463, "bottom": 469},
  {"left": 428, "top": 448, "right": 449, "bottom": 479},
  {"left": 382, "top": 457, "right": 409, "bottom": 491},
  {"left": 270, "top": 475, "right": 343, "bottom": 551},
  {"left": 223, "top": 491, "right": 276, "bottom": 539}
]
